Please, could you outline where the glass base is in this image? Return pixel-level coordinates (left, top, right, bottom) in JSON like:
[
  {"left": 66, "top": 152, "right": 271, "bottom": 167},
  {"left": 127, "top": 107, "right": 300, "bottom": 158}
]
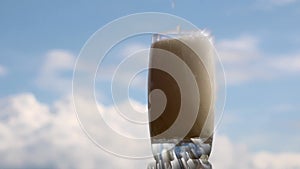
[{"left": 148, "top": 138, "right": 212, "bottom": 169}]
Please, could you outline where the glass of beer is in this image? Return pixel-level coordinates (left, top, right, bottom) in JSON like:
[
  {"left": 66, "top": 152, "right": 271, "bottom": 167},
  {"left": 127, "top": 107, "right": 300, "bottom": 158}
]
[{"left": 148, "top": 31, "right": 216, "bottom": 169}]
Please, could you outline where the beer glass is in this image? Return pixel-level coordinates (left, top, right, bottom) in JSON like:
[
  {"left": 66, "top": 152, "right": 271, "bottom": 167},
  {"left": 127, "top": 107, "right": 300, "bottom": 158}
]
[{"left": 148, "top": 31, "right": 216, "bottom": 169}]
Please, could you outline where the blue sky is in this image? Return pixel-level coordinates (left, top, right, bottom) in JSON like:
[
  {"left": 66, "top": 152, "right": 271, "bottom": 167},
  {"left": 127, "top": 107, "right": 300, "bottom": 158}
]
[{"left": 1, "top": 0, "right": 300, "bottom": 168}]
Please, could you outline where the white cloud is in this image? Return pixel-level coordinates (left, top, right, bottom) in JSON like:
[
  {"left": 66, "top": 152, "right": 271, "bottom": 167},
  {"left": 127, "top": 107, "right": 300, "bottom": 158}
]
[
  {"left": 261, "top": 0, "right": 298, "bottom": 5},
  {"left": 270, "top": 103, "right": 299, "bottom": 113},
  {"left": 1, "top": 93, "right": 300, "bottom": 168},
  {"left": 96, "top": 44, "right": 149, "bottom": 90},
  {"left": 217, "top": 35, "right": 260, "bottom": 64},
  {"left": 0, "top": 65, "right": 7, "bottom": 76},
  {"left": 216, "top": 35, "right": 300, "bottom": 85},
  {"left": 0, "top": 93, "right": 151, "bottom": 169},
  {"left": 211, "top": 134, "right": 300, "bottom": 169},
  {"left": 211, "top": 135, "right": 252, "bottom": 169},
  {"left": 35, "top": 50, "right": 75, "bottom": 93},
  {"left": 216, "top": 35, "right": 265, "bottom": 85},
  {"left": 253, "top": 152, "right": 300, "bottom": 169},
  {"left": 271, "top": 55, "right": 300, "bottom": 72},
  {"left": 121, "top": 43, "right": 148, "bottom": 58},
  {"left": 255, "top": 0, "right": 299, "bottom": 8}
]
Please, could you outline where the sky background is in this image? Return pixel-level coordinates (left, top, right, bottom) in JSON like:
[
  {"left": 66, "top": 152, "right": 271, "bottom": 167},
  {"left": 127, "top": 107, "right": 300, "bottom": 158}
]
[{"left": 1, "top": 0, "right": 300, "bottom": 168}]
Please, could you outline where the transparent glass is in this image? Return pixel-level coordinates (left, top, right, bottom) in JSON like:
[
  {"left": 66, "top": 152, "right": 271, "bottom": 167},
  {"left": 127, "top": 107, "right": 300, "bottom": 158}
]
[{"left": 147, "top": 31, "right": 216, "bottom": 169}]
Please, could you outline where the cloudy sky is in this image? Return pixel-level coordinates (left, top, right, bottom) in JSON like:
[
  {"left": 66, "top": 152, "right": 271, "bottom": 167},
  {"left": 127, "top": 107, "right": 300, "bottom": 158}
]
[{"left": 1, "top": 0, "right": 300, "bottom": 168}]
